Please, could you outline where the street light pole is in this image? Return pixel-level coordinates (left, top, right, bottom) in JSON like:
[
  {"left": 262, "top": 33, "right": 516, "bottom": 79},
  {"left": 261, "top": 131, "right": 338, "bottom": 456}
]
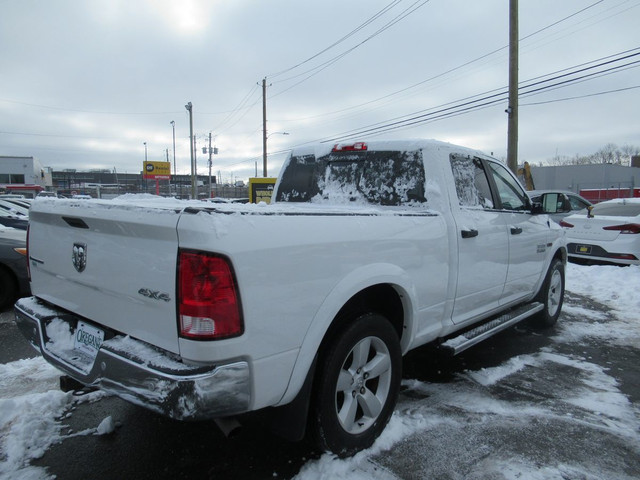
[
  {"left": 185, "top": 102, "right": 195, "bottom": 198},
  {"left": 143, "top": 142, "right": 148, "bottom": 194},
  {"left": 262, "top": 131, "right": 289, "bottom": 179},
  {"left": 262, "top": 78, "right": 268, "bottom": 177}
]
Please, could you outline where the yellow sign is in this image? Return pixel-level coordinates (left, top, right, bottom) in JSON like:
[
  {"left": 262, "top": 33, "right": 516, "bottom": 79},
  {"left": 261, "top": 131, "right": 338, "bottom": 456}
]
[
  {"left": 249, "top": 177, "right": 277, "bottom": 204},
  {"left": 143, "top": 161, "right": 171, "bottom": 179}
]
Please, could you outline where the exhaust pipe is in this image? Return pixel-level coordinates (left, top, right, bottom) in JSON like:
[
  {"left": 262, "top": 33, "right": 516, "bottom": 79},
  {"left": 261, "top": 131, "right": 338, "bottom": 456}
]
[{"left": 214, "top": 417, "right": 242, "bottom": 438}]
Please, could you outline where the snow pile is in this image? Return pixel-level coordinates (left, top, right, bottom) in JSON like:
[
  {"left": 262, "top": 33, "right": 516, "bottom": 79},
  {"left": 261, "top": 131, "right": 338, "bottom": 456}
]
[
  {"left": 0, "top": 358, "right": 108, "bottom": 479},
  {"left": 565, "top": 263, "right": 640, "bottom": 322},
  {"left": 557, "top": 263, "right": 640, "bottom": 347},
  {"left": 0, "top": 358, "right": 70, "bottom": 478},
  {"left": 94, "top": 416, "right": 116, "bottom": 436}
]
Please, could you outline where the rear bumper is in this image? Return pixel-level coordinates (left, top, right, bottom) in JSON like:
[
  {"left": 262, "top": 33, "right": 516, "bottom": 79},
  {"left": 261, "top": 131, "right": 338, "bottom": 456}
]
[
  {"left": 567, "top": 242, "right": 639, "bottom": 266},
  {"left": 14, "top": 296, "right": 251, "bottom": 420}
]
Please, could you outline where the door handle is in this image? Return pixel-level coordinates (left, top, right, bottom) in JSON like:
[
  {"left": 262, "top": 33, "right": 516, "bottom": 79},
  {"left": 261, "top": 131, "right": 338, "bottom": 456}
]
[
  {"left": 510, "top": 226, "right": 523, "bottom": 235},
  {"left": 461, "top": 229, "right": 479, "bottom": 238}
]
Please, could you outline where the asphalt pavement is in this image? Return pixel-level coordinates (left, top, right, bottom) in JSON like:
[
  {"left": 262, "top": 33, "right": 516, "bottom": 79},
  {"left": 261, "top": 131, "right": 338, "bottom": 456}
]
[{"left": 1, "top": 291, "right": 639, "bottom": 479}]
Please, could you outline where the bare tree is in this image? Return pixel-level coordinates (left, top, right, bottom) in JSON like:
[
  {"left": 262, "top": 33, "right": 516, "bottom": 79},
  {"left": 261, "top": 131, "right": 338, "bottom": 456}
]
[{"left": 547, "top": 143, "right": 640, "bottom": 166}]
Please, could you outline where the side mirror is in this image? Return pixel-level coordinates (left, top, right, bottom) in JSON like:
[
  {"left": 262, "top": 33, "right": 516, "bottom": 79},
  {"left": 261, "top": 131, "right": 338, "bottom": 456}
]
[
  {"left": 531, "top": 201, "right": 544, "bottom": 215},
  {"left": 535, "top": 193, "right": 563, "bottom": 214}
]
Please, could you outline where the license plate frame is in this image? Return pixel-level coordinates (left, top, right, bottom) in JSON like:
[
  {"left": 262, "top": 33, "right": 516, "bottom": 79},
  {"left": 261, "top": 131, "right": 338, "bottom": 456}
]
[
  {"left": 74, "top": 321, "right": 104, "bottom": 362},
  {"left": 576, "top": 244, "right": 592, "bottom": 255}
]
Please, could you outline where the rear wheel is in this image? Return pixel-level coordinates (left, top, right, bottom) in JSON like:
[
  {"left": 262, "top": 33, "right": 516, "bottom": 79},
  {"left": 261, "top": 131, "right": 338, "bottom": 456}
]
[
  {"left": 532, "top": 258, "right": 564, "bottom": 327},
  {"left": 310, "top": 313, "right": 401, "bottom": 457}
]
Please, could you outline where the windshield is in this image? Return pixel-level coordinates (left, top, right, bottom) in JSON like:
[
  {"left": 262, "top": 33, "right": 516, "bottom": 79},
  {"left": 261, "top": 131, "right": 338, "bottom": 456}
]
[
  {"left": 275, "top": 149, "right": 427, "bottom": 206},
  {"left": 591, "top": 201, "right": 640, "bottom": 217}
]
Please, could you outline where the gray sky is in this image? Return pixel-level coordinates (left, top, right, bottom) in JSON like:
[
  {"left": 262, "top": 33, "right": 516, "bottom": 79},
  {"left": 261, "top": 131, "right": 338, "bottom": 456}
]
[{"left": 1, "top": 0, "right": 639, "bottom": 183}]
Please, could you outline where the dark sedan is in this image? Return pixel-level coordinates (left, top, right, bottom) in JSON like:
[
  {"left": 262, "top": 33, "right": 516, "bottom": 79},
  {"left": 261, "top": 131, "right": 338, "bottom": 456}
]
[{"left": 0, "top": 227, "right": 30, "bottom": 310}]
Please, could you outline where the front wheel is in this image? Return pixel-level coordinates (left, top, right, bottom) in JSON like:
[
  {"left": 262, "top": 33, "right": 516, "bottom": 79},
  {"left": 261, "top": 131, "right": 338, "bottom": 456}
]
[
  {"left": 310, "top": 313, "right": 402, "bottom": 457},
  {"left": 532, "top": 258, "right": 565, "bottom": 327}
]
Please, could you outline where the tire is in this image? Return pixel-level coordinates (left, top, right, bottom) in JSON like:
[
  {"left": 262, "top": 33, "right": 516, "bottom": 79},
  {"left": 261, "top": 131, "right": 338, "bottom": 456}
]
[
  {"left": 310, "top": 313, "right": 402, "bottom": 457},
  {"left": 0, "top": 267, "right": 18, "bottom": 311},
  {"left": 532, "top": 258, "right": 565, "bottom": 327}
]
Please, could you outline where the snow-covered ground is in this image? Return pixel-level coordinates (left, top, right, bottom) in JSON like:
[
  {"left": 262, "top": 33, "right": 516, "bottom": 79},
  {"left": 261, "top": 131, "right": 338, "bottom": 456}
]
[{"left": 1, "top": 263, "right": 639, "bottom": 479}]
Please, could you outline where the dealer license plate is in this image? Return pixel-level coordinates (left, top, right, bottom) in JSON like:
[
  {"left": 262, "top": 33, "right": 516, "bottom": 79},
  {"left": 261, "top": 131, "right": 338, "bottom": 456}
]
[
  {"left": 576, "top": 245, "right": 592, "bottom": 255},
  {"left": 74, "top": 321, "right": 104, "bottom": 361}
]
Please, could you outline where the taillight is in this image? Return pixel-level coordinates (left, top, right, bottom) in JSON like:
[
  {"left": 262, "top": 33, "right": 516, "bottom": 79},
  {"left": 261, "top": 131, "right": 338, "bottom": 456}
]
[
  {"left": 178, "top": 250, "right": 243, "bottom": 340},
  {"left": 609, "top": 253, "right": 638, "bottom": 260},
  {"left": 332, "top": 142, "right": 367, "bottom": 152},
  {"left": 602, "top": 223, "right": 640, "bottom": 234},
  {"left": 559, "top": 220, "right": 574, "bottom": 228}
]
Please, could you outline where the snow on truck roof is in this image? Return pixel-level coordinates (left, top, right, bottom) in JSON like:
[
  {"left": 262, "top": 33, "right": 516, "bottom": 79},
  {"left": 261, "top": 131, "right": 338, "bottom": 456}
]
[{"left": 288, "top": 139, "right": 489, "bottom": 159}]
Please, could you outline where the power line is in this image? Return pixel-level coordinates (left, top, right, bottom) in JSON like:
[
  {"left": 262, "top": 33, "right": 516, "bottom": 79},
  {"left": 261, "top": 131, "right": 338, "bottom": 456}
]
[
  {"left": 269, "top": 0, "right": 432, "bottom": 98},
  {"left": 323, "top": 58, "right": 640, "bottom": 142},
  {"left": 271, "top": 0, "right": 612, "bottom": 123},
  {"left": 210, "top": 84, "right": 262, "bottom": 134},
  {"left": 521, "top": 84, "right": 640, "bottom": 106},
  {"left": 0, "top": 98, "right": 183, "bottom": 115},
  {"left": 265, "top": 48, "right": 640, "bottom": 146},
  {"left": 267, "top": 0, "right": 404, "bottom": 79}
]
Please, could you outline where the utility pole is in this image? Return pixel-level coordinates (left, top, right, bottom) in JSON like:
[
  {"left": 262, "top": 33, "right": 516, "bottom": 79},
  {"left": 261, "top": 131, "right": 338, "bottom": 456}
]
[
  {"left": 170, "top": 120, "right": 176, "bottom": 196},
  {"left": 261, "top": 77, "right": 269, "bottom": 177},
  {"left": 185, "top": 102, "right": 195, "bottom": 198},
  {"left": 506, "top": 0, "right": 519, "bottom": 175},
  {"left": 202, "top": 132, "right": 218, "bottom": 198},
  {"left": 208, "top": 132, "right": 213, "bottom": 198}
]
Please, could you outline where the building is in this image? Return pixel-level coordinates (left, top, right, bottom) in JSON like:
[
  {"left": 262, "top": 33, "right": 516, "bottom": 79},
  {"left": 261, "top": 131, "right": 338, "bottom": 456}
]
[
  {"left": 530, "top": 163, "right": 640, "bottom": 202},
  {"left": 0, "top": 156, "right": 49, "bottom": 196}
]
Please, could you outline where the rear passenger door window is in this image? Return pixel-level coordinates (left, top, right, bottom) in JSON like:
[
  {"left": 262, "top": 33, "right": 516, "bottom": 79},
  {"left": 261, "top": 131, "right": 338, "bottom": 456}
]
[{"left": 450, "top": 155, "right": 494, "bottom": 209}]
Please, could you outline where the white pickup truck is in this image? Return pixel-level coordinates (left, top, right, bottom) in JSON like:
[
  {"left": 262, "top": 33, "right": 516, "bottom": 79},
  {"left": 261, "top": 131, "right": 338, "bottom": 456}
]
[{"left": 15, "top": 139, "right": 566, "bottom": 456}]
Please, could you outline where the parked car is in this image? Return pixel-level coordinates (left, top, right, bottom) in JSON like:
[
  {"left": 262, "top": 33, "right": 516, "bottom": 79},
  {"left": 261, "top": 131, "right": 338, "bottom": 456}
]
[
  {"left": 0, "top": 210, "right": 28, "bottom": 230},
  {"left": 0, "top": 199, "right": 29, "bottom": 218},
  {"left": 528, "top": 190, "right": 592, "bottom": 224},
  {"left": 0, "top": 226, "right": 30, "bottom": 310},
  {"left": 2, "top": 197, "right": 32, "bottom": 210},
  {"left": 561, "top": 198, "right": 640, "bottom": 265}
]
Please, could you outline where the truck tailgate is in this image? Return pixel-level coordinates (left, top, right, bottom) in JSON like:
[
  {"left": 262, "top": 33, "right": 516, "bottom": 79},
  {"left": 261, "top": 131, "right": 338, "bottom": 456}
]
[{"left": 28, "top": 199, "right": 182, "bottom": 354}]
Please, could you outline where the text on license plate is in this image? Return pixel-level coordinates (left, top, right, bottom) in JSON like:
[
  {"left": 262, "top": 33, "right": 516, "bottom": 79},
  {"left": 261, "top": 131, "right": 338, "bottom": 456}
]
[{"left": 74, "top": 321, "right": 104, "bottom": 359}]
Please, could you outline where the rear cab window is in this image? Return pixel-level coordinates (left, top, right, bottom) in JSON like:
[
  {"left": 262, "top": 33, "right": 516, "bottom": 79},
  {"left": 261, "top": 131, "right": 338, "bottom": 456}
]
[{"left": 275, "top": 148, "right": 427, "bottom": 207}]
